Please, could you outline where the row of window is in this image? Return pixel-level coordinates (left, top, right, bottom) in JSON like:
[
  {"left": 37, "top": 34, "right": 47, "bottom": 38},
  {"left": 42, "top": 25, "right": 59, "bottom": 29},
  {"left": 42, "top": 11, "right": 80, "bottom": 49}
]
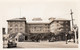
[
  {"left": 8, "top": 22, "right": 24, "bottom": 24},
  {"left": 9, "top": 28, "right": 23, "bottom": 32},
  {"left": 51, "top": 21, "right": 69, "bottom": 25},
  {"left": 28, "top": 24, "right": 49, "bottom": 26},
  {"left": 30, "top": 30, "right": 49, "bottom": 32},
  {"left": 55, "top": 21, "right": 69, "bottom": 23},
  {"left": 9, "top": 24, "right": 24, "bottom": 27},
  {"left": 51, "top": 23, "right": 69, "bottom": 28},
  {"left": 30, "top": 29, "right": 49, "bottom": 31},
  {"left": 51, "top": 27, "right": 70, "bottom": 31},
  {"left": 29, "top": 27, "right": 49, "bottom": 29}
]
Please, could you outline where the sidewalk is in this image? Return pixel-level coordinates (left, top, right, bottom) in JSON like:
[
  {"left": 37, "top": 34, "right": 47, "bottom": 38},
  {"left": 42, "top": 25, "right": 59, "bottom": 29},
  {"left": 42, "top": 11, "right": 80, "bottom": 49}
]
[{"left": 17, "top": 41, "right": 78, "bottom": 48}]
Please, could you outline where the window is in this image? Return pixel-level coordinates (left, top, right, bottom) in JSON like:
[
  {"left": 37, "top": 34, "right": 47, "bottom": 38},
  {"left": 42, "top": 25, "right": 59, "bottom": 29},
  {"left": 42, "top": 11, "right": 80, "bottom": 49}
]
[
  {"left": 66, "top": 25, "right": 69, "bottom": 28},
  {"left": 40, "top": 27, "right": 42, "bottom": 31},
  {"left": 57, "top": 21, "right": 59, "bottom": 23},
  {"left": 20, "top": 23, "right": 23, "bottom": 27},
  {"left": 58, "top": 28, "right": 61, "bottom": 30},
  {"left": 9, "top": 28, "right": 13, "bottom": 33},
  {"left": 20, "top": 28, "right": 23, "bottom": 30},
  {"left": 65, "top": 21, "right": 68, "bottom": 23},
  {"left": 34, "top": 27, "right": 36, "bottom": 29},
  {"left": 20, "top": 28, "right": 23, "bottom": 33},
  {"left": 15, "top": 28, "right": 18, "bottom": 33},
  {"left": 15, "top": 24, "right": 18, "bottom": 27},
  {"left": 59, "top": 21, "right": 63, "bottom": 24},
  {"left": 63, "top": 21, "right": 65, "bottom": 23},
  {"left": 57, "top": 24, "right": 59, "bottom": 26},
  {"left": 10, "top": 24, "right": 12, "bottom": 27},
  {"left": 66, "top": 28, "right": 69, "bottom": 31},
  {"left": 48, "top": 27, "right": 49, "bottom": 28},
  {"left": 45, "top": 24, "right": 47, "bottom": 26},
  {"left": 9, "top": 28, "right": 12, "bottom": 31}
]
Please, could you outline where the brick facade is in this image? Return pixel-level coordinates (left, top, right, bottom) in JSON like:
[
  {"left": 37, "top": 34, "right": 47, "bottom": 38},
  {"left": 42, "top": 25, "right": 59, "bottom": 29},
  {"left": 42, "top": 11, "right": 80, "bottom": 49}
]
[{"left": 7, "top": 17, "right": 71, "bottom": 41}]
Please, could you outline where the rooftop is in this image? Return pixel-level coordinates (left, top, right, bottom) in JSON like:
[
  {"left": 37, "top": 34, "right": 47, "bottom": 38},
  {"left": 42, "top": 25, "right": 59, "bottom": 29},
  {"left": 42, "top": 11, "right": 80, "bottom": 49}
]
[
  {"left": 7, "top": 17, "right": 70, "bottom": 23},
  {"left": 54, "top": 18, "right": 71, "bottom": 21},
  {"left": 7, "top": 17, "right": 26, "bottom": 22},
  {"left": 32, "top": 18, "right": 42, "bottom": 21}
]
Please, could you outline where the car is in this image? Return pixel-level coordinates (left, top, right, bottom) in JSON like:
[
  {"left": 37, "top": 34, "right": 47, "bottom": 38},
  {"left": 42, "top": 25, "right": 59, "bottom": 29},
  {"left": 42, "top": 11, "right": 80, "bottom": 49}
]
[
  {"left": 7, "top": 39, "right": 17, "bottom": 48},
  {"left": 3, "top": 40, "right": 8, "bottom": 48}
]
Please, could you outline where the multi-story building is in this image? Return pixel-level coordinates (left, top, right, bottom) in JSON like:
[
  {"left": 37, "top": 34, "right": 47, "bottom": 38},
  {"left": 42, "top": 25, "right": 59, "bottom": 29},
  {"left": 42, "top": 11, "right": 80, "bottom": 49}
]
[
  {"left": 7, "top": 17, "right": 71, "bottom": 41},
  {"left": 7, "top": 17, "right": 26, "bottom": 34}
]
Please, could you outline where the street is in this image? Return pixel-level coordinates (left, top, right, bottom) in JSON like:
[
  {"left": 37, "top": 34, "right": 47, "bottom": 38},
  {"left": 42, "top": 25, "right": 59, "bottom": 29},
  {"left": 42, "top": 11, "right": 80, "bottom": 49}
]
[{"left": 16, "top": 41, "right": 78, "bottom": 48}]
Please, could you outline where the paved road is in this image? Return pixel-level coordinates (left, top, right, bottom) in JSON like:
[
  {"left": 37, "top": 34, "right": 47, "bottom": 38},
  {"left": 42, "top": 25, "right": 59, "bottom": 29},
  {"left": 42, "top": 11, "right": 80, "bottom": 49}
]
[{"left": 17, "top": 41, "right": 78, "bottom": 48}]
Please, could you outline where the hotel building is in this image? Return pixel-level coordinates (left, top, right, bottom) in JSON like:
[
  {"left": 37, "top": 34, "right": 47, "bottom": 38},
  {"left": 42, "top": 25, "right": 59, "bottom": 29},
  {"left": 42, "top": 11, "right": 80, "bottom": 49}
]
[{"left": 7, "top": 17, "right": 71, "bottom": 41}]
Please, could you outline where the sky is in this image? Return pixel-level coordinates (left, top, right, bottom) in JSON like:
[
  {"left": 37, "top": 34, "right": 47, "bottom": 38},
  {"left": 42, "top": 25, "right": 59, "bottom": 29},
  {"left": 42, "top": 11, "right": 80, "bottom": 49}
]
[{"left": 0, "top": 0, "right": 79, "bottom": 33}]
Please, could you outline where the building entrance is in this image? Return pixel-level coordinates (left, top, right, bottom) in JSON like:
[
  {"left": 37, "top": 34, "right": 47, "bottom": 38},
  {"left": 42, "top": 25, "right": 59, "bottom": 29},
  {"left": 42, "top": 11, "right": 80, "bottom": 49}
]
[{"left": 25, "top": 36, "right": 28, "bottom": 40}]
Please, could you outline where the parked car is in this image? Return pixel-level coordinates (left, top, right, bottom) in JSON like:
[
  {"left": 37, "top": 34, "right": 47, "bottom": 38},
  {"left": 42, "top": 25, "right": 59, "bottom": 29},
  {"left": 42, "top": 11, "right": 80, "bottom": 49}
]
[
  {"left": 7, "top": 39, "right": 17, "bottom": 48},
  {"left": 3, "top": 40, "right": 8, "bottom": 48}
]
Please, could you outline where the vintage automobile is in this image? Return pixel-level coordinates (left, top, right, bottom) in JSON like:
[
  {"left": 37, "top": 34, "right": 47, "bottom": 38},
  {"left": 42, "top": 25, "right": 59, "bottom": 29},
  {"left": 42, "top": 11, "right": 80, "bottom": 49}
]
[{"left": 7, "top": 39, "right": 17, "bottom": 48}]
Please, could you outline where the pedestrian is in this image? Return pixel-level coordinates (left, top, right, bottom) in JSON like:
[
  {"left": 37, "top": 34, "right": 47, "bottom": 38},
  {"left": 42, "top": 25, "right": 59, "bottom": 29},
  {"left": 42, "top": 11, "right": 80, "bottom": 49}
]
[{"left": 65, "top": 32, "right": 68, "bottom": 44}]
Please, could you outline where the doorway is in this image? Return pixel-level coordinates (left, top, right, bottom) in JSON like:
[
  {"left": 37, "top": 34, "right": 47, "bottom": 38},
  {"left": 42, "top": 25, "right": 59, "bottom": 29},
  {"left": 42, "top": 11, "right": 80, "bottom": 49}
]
[{"left": 25, "top": 36, "right": 28, "bottom": 40}]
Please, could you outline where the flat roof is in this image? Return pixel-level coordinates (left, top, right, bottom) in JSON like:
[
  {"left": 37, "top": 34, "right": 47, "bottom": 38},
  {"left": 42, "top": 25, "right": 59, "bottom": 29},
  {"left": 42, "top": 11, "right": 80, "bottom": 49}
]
[
  {"left": 7, "top": 17, "right": 71, "bottom": 23},
  {"left": 7, "top": 18, "right": 26, "bottom": 22},
  {"left": 54, "top": 18, "right": 71, "bottom": 21},
  {"left": 27, "top": 22, "right": 49, "bottom": 24}
]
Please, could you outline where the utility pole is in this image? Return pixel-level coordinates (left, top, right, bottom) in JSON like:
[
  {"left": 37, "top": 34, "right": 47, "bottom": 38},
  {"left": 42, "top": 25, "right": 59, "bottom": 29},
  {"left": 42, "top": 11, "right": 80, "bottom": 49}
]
[
  {"left": 70, "top": 9, "right": 74, "bottom": 28},
  {"left": 70, "top": 9, "right": 77, "bottom": 43}
]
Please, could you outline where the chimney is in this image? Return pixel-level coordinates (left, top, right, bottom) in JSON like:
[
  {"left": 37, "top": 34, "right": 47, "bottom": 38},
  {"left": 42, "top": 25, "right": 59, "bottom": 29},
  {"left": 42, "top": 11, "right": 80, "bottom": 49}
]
[
  {"left": 32, "top": 18, "right": 42, "bottom": 21},
  {"left": 20, "top": 17, "right": 26, "bottom": 20},
  {"left": 48, "top": 17, "right": 55, "bottom": 22}
]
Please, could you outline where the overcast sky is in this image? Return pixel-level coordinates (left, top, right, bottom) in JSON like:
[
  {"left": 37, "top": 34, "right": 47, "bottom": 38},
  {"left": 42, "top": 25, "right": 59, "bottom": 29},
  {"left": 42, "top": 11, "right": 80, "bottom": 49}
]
[{"left": 0, "top": 0, "right": 80, "bottom": 33}]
